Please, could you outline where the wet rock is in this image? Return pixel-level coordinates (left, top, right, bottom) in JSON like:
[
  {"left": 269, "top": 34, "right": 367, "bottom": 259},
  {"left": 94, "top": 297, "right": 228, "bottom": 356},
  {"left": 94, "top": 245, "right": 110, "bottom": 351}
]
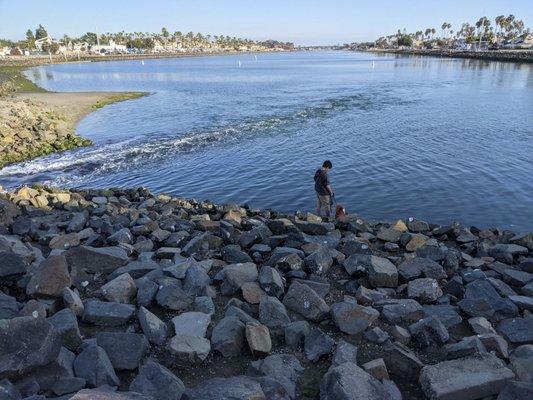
[
  {"left": 211, "top": 316, "right": 245, "bottom": 357},
  {"left": 0, "top": 316, "right": 61, "bottom": 380},
  {"left": 169, "top": 335, "right": 211, "bottom": 364},
  {"left": 498, "top": 317, "right": 533, "bottom": 345},
  {"left": 304, "top": 328, "right": 334, "bottom": 362},
  {"left": 101, "top": 273, "right": 136, "bottom": 304},
  {"left": 407, "top": 278, "right": 442, "bottom": 303},
  {"left": 83, "top": 299, "right": 135, "bottom": 326},
  {"left": 245, "top": 323, "right": 272, "bottom": 357},
  {"left": 172, "top": 311, "right": 211, "bottom": 338},
  {"left": 320, "top": 362, "right": 394, "bottom": 400},
  {"left": 47, "top": 308, "right": 83, "bottom": 350},
  {"left": 331, "top": 301, "right": 379, "bottom": 335},
  {"left": 283, "top": 281, "right": 329, "bottom": 322},
  {"left": 183, "top": 376, "right": 265, "bottom": 400},
  {"left": 419, "top": 354, "right": 515, "bottom": 400},
  {"left": 383, "top": 341, "right": 424, "bottom": 381},
  {"left": 138, "top": 306, "right": 168, "bottom": 345},
  {"left": 95, "top": 332, "right": 148, "bottom": 371},
  {"left": 130, "top": 360, "right": 185, "bottom": 400},
  {"left": 72, "top": 344, "right": 119, "bottom": 388}
]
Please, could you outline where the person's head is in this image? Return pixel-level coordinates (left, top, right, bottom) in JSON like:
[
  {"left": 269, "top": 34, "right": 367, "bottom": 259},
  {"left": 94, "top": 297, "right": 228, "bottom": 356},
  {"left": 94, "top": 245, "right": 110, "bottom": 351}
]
[{"left": 322, "top": 160, "right": 332, "bottom": 170}]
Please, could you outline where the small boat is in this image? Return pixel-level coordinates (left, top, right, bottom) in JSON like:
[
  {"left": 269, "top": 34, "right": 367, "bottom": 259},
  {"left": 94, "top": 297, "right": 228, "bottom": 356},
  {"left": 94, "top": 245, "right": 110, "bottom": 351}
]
[
  {"left": 238, "top": 60, "right": 242, "bottom": 68},
  {"left": 254, "top": 55, "right": 258, "bottom": 61},
  {"left": 372, "top": 61, "right": 375, "bottom": 68},
  {"left": 141, "top": 60, "right": 145, "bottom": 65}
]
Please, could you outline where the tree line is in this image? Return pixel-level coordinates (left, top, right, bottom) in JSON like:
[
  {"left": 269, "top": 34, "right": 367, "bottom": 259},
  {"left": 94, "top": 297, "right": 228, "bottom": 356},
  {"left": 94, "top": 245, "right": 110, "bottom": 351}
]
[
  {"left": 374, "top": 14, "right": 529, "bottom": 48},
  {"left": 1, "top": 25, "right": 294, "bottom": 53}
]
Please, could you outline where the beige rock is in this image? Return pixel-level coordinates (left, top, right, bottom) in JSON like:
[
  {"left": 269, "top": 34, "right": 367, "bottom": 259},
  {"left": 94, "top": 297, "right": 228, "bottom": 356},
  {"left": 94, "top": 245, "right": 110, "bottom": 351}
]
[
  {"left": 245, "top": 323, "right": 272, "bottom": 356},
  {"left": 406, "top": 235, "right": 428, "bottom": 252},
  {"left": 242, "top": 282, "right": 266, "bottom": 304},
  {"left": 392, "top": 219, "right": 408, "bottom": 232}
]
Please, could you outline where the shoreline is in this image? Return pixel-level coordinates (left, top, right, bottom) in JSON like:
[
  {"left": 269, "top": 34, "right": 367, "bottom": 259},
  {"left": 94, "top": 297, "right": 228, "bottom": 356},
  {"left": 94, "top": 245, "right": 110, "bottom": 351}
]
[
  {"left": 363, "top": 48, "right": 533, "bottom": 63},
  {"left": 0, "top": 184, "right": 531, "bottom": 399}
]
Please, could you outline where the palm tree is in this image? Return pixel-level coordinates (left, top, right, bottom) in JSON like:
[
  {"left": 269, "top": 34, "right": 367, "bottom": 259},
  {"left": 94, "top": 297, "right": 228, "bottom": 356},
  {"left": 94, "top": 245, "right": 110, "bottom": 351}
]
[{"left": 475, "top": 17, "right": 491, "bottom": 47}]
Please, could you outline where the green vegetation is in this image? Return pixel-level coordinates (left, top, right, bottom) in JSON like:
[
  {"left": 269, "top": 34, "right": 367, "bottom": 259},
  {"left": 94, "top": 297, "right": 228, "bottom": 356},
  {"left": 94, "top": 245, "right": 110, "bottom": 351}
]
[
  {"left": 0, "top": 134, "right": 92, "bottom": 169},
  {"left": 0, "top": 66, "right": 46, "bottom": 93},
  {"left": 91, "top": 92, "right": 148, "bottom": 109}
]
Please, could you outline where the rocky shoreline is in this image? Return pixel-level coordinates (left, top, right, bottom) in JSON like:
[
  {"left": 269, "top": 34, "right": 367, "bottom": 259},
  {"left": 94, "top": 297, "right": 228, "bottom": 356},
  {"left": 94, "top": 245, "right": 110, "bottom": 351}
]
[
  {"left": 0, "top": 91, "right": 146, "bottom": 169},
  {"left": 366, "top": 48, "right": 533, "bottom": 63},
  {"left": 0, "top": 185, "right": 532, "bottom": 399}
]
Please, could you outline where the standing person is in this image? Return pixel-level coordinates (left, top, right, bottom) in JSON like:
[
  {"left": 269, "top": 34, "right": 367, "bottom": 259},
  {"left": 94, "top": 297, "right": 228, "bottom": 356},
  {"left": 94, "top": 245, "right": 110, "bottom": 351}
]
[{"left": 314, "top": 160, "right": 334, "bottom": 220}]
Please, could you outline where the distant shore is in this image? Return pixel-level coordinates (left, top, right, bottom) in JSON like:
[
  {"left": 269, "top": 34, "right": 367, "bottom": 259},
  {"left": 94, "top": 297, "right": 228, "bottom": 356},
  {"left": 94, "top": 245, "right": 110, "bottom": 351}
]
[{"left": 365, "top": 48, "right": 533, "bottom": 63}]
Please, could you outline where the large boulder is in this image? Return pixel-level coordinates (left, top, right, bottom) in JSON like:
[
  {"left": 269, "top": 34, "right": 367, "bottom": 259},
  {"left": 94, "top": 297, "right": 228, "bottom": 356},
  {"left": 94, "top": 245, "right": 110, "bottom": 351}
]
[
  {"left": 0, "top": 251, "right": 27, "bottom": 278},
  {"left": 366, "top": 256, "right": 398, "bottom": 288},
  {"left": 138, "top": 306, "right": 168, "bottom": 345},
  {"left": 73, "top": 344, "right": 120, "bottom": 388},
  {"left": 320, "top": 362, "right": 395, "bottom": 400},
  {"left": 247, "top": 354, "right": 303, "bottom": 399},
  {"left": 258, "top": 296, "right": 291, "bottom": 332},
  {"left": 65, "top": 245, "right": 128, "bottom": 275},
  {"left": 331, "top": 301, "right": 379, "bottom": 335},
  {"left": 283, "top": 281, "right": 330, "bottom": 322},
  {"left": 211, "top": 316, "right": 245, "bottom": 357},
  {"left": 183, "top": 376, "right": 265, "bottom": 400},
  {"left": 95, "top": 332, "right": 149, "bottom": 370},
  {"left": 101, "top": 273, "right": 137, "bottom": 304},
  {"left": 497, "top": 317, "right": 533, "bottom": 345},
  {"left": 47, "top": 308, "right": 83, "bottom": 350},
  {"left": 217, "top": 263, "right": 258, "bottom": 295},
  {"left": 0, "top": 316, "right": 61, "bottom": 379},
  {"left": 130, "top": 360, "right": 185, "bottom": 400},
  {"left": 172, "top": 312, "right": 211, "bottom": 338},
  {"left": 83, "top": 299, "right": 135, "bottom": 326},
  {"left": 398, "top": 257, "right": 446, "bottom": 281},
  {"left": 459, "top": 279, "right": 518, "bottom": 322},
  {"left": 381, "top": 299, "right": 424, "bottom": 324},
  {"left": 169, "top": 335, "right": 211, "bottom": 364},
  {"left": 419, "top": 354, "right": 515, "bottom": 400},
  {"left": 26, "top": 255, "right": 72, "bottom": 298}
]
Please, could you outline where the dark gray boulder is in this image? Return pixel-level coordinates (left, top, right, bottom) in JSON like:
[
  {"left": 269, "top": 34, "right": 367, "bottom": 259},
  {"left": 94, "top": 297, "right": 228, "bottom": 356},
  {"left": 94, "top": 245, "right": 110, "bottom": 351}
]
[
  {"left": 83, "top": 299, "right": 135, "bottom": 326},
  {"left": 183, "top": 376, "right": 265, "bottom": 400},
  {"left": 211, "top": 316, "right": 245, "bottom": 357},
  {"left": 47, "top": 308, "right": 83, "bottom": 351},
  {"left": 304, "top": 328, "right": 334, "bottom": 362},
  {"left": 73, "top": 344, "right": 119, "bottom": 388},
  {"left": 130, "top": 360, "right": 185, "bottom": 400},
  {"left": 95, "top": 332, "right": 149, "bottom": 370}
]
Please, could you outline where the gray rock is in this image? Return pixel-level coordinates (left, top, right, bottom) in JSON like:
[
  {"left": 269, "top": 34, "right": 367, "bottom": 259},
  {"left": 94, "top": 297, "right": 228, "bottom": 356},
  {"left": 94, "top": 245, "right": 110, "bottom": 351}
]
[
  {"left": 381, "top": 299, "right": 424, "bottom": 324},
  {"left": 259, "top": 296, "right": 291, "bottom": 332},
  {"left": 407, "top": 218, "right": 429, "bottom": 232},
  {"left": 0, "top": 316, "right": 61, "bottom": 380},
  {"left": 407, "top": 278, "right": 442, "bottom": 303},
  {"left": 459, "top": 279, "right": 518, "bottom": 322},
  {"left": 194, "top": 296, "right": 215, "bottom": 315},
  {"left": 0, "top": 292, "right": 19, "bottom": 320},
  {"left": 83, "top": 299, "right": 135, "bottom": 326},
  {"left": 497, "top": 381, "right": 533, "bottom": 400},
  {"left": 101, "top": 273, "right": 136, "bottom": 304},
  {"left": 73, "top": 344, "right": 119, "bottom": 388},
  {"left": 284, "top": 320, "right": 309, "bottom": 349},
  {"left": 0, "top": 379, "right": 21, "bottom": 400},
  {"left": 509, "top": 295, "right": 533, "bottom": 312},
  {"left": 169, "top": 335, "right": 211, "bottom": 364},
  {"left": 409, "top": 316, "right": 450, "bottom": 347},
  {"left": 30, "top": 346, "right": 75, "bottom": 391},
  {"left": 65, "top": 245, "right": 128, "bottom": 275},
  {"left": 155, "top": 280, "right": 192, "bottom": 311},
  {"left": 247, "top": 354, "right": 303, "bottom": 399},
  {"left": 26, "top": 255, "right": 72, "bottom": 298},
  {"left": 51, "top": 377, "right": 86, "bottom": 396},
  {"left": 377, "top": 227, "right": 402, "bottom": 243},
  {"left": 258, "top": 266, "right": 285, "bottom": 298},
  {"left": 245, "top": 323, "right": 272, "bottom": 356},
  {"left": 468, "top": 316, "right": 497, "bottom": 335},
  {"left": 444, "top": 336, "right": 487, "bottom": 360},
  {"left": 293, "top": 278, "right": 330, "bottom": 298},
  {"left": 283, "top": 281, "right": 330, "bottom": 322},
  {"left": 211, "top": 316, "right": 245, "bottom": 357},
  {"left": 138, "top": 306, "right": 168, "bottom": 345},
  {"left": 183, "top": 265, "right": 210, "bottom": 296},
  {"left": 304, "top": 247, "right": 333, "bottom": 275},
  {"left": 398, "top": 257, "right": 446, "bottom": 281},
  {"left": 136, "top": 277, "right": 159, "bottom": 308},
  {"left": 96, "top": 332, "right": 149, "bottom": 370},
  {"left": 183, "top": 376, "right": 265, "bottom": 400},
  {"left": 419, "top": 354, "right": 515, "bottom": 400},
  {"left": 47, "top": 308, "right": 83, "bottom": 351},
  {"left": 305, "top": 328, "right": 334, "bottom": 362},
  {"left": 69, "top": 386, "right": 153, "bottom": 399},
  {"left": 423, "top": 304, "right": 462, "bottom": 329},
  {"left": 509, "top": 344, "right": 533, "bottom": 382},
  {"left": 383, "top": 341, "right": 424, "bottom": 381},
  {"left": 332, "top": 340, "right": 358, "bottom": 367},
  {"left": 489, "top": 244, "right": 529, "bottom": 264},
  {"left": 320, "top": 362, "right": 395, "bottom": 400},
  {"left": 364, "top": 327, "right": 390, "bottom": 344},
  {"left": 498, "top": 317, "right": 533, "bottom": 345},
  {"left": 0, "top": 251, "right": 27, "bottom": 278},
  {"left": 331, "top": 301, "right": 379, "bottom": 335},
  {"left": 130, "top": 360, "right": 185, "bottom": 400},
  {"left": 366, "top": 256, "right": 398, "bottom": 288},
  {"left": 62, "top": 287, "right": 84, "bottom": 317},
  {"left": 217, "top": 262, "right": 258, "bottom": 295},
  {"left": 172, "top": 312, "right": 211, "bottom": 338},
  {"left": 222, "top": 245, "right": 253, "bottom": 264},
  {"left": 502, "top": 269, "right": 533, "bottom": 286},
  {"left": 109, "top": 261, "right": 160, "bottom": 281}
]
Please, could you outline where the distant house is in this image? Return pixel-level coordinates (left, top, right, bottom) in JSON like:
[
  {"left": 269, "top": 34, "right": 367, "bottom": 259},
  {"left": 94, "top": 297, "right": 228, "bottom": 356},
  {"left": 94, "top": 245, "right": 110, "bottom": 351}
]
[
  {"left": 470, "top": 41, "right": 490, "bottom": 51},
  {"left": 0, "top": 46, "right": 11, "bottom": 56},
  {"left": 34, "top": 35, "right": 54, "bottom": 51},
  {"left": 514, "top": 34, "right": 533, "bottom": 49},
  {"left": 91, "top": 39, "right": 127, "bottom": 54}
]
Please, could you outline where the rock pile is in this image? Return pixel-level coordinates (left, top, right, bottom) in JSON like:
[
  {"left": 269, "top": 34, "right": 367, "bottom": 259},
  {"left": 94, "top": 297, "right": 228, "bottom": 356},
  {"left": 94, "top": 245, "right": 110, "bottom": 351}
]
[{"left": 0, "top": 185, "right": 532, "bottom": 400}]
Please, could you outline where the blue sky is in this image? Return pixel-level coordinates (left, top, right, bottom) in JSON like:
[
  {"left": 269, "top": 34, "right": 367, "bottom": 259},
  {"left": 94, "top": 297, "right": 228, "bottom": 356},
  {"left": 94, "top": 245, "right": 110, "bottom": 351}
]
[{"left": 1, "top": 0, "right": 532, "bottom": 45}]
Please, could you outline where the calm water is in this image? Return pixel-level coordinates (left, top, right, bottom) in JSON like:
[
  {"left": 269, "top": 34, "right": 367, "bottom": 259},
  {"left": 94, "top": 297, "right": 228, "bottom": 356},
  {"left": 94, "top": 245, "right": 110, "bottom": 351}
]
[{"left": 2, "top": 51, "right": 532, "bottom": 231}]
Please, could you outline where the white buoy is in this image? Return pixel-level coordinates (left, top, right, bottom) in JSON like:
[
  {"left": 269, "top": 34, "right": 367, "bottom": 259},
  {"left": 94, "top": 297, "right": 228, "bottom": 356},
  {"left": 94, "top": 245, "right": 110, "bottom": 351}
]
[
  {"left": 372, "top": 61, "right": 375, "bottom": 68},
  {"left": 238, "top": 60, "right": 242, "bottom": 68},
  {"left": 254, "top": 55, "right": 258, "bottom": 61},
  {"left": 141, "top": 59, "right": 145, "bottom": 65}
]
